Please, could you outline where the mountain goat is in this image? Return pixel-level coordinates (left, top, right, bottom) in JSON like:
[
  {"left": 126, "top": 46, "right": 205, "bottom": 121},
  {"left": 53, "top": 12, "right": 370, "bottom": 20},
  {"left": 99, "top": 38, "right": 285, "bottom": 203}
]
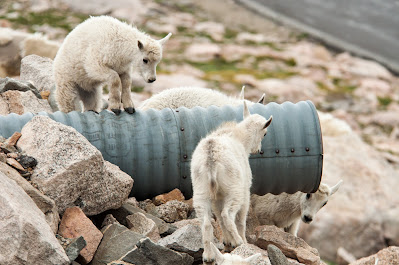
[
  {"left": 251, "top": 180, "right": 343, "bottom": 236},
  {"left": 191, "top": 101, "right": 273, "bottom": 263},
  {"left": 53, "top": 15, "right": 171, "bottom": 114},
  {"left": 209, "top": 242, "right": 261, "bottom": 265},
  {"left": 139, "top": 86, "right": 266, "bottom": 110}
]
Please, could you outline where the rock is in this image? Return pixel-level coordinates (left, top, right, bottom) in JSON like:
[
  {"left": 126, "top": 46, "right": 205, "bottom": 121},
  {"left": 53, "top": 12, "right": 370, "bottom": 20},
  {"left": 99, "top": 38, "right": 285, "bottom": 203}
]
[
  {"left": 255, "top": 225, "right": 320, "bottom": 265},
  {"left": 155, "top": 200, "right": 190, "bottom": 223},
  {"left": 0, "top": 171, "right": 69, "bottom": 264},
  {"left": 298, "top": 114, "right": 399, "bottom": 262},
  {"left": 122, "top": 238, "right": 194, "bottom": 265},
  {"left": 58, "top": 207, "right": 103, "bottom": 264},
  {"left": 143, "top": 73, "right": 207, "bottom": 94},
  {"left": 138, "top": 198, "right": 158, "bottom": 215},
  {"left": 0, "top": 162, "right": 60, "bottom": 233},
  {"left": 91, "top": 223, "right": 145, "bottom": 265},
  {"left": 124, "top": 197, "right": 139, "bottom": 208},
  {"left": 246, "top": 203, "right": 261, "bottom": 243},
  {"left": 153, "top": 188, "right": 185, "bottom": 206},
  {"left": 337, "top": 247, "right": 356, "bottom": 265},
  {"left": 101, "top": 214, "right": 120, "bottom": 228},
  {"left": 184, "top": 43, "right": 221, "bottom": 62},
  {"left": 220, "top": 44, "right": 274, "bottom": 62},
  {"left": 0, "top": 77, "right": 41, "bottom": 98},
  {"left": 230, "top": 243, "right": 270, "bottom": 265},
  {"left": 0, "top": 142, "right": 18, "bottom": 153},
  {"left": 0, "top": 153, "right": 6, "bottom": 163},
  {"left": 349, "top": 246, "right": 399, "bottom": 265},
  {"left": 158, "top": 224, "right": 203, "bottom": 261},
  {"left": 20, "top": 54, "right": 55, "bottom": 93},
  {"left": 268, "top": 244, "right": 290, "bottom": 265},
  {"left": 6, "top": 131, "right": 22, "bottom": 146},
  {"left": 6, "top": 157, "right": 25, "bottom": 171},
  {"left": 236, "top": 32, "right": 279, "bottom": 44},
  {"left": 16, "top": 154, "right": 37, "bottom": 169},
  {"left": 17, "top": 116, "right": 133, "bottom": 215},
  {"left": 145, "top": 21, "right": 177, "bottom": 35},
  {"left": 174, "top": 218, "right": 223, "bottom": 242},
  {"left": 194, "top": 21, "right": 225, "bottom": 41},
  {"left": 126, "top": 212, "right": 161, "bottom": 242},
  {"left": 65, "top": 236, "right": 87, "bottom": 262},
  {"left": 110, "top": 203, "right": 169, "bottom": 235},
  {"left": 0, "top": 90, "right": 53, "bottom": 115}
]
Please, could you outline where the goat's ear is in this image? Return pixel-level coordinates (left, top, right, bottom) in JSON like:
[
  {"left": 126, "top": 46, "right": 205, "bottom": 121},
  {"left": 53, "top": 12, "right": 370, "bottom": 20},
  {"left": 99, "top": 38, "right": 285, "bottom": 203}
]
[
  {"left": 243, "top": 100, "right": 251, "bottom": 119},
  {"left": 239, "top": 85, "right": 245, "bottom": 100},
  {"left": 244, "top": 253, "right": 262, "bottom": 263},
  {"left": 330, "top": 179, "right": 343, "bottom": 195},
  {"left": 257, "top": 93, "right": 266, "bottom": 104},
  {"left": 158, "top": 32, "right": 172, "bottom": 46},
  {"left": 264, "top": 115, "right": 273, "bottom": 128},
  {"left": 138, "top": 40, "right": 144, "bottom": 50},
  {"left": 210, "top": 242, "right": 224, "bottom": 262}
]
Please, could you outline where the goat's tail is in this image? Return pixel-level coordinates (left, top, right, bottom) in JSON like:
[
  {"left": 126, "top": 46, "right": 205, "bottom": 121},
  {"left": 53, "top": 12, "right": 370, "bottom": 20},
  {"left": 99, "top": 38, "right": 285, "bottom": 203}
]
[{"left": 208, "top": 168, "right": 218, "bottom": 200}]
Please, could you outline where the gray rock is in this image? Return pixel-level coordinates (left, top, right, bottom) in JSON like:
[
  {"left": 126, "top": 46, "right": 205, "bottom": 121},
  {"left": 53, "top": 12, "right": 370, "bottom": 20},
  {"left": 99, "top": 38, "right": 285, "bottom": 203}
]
[
  {"left": 65, "top": 236, "right": 87, "bottom": 262},
  {"left": 158, "top": 224, "right": 203, "bottom": 261},
  {"left": 231, "top": 244, "right": 269, "bottom": 265},
  {"left": 0, "top": 171, "right": 69, "bottom": 265},
  {"left": 20, "top": 54, "right": 55, "bottom": 93},
  {"left": 91, "top": 223, "right": 144, "bottom": 265},
  {"left": 0, "top": 77, "right": 41, "bottom": 98},
  {"left": 267, "top": 244, "right": 289, "bottom": 265},
  {"left": 126, "top": 212, "right": 161, "bottom": 242},
  {"left": 0, "top": 162, "right": 60, "bottom": 233},
  {"left": 122, "top": 238, "right": 194, "bottom": 265},
  {"left": 156, "top": 200, "right": 190, "bottom": 223},
  {"left": 0, "top": 90, "right": 53, "bottom": 115},
  {"left": 110, "top": 203, "right": 169, "bottom": 234},
  {"left": 16, "top": 116, "right": 133, "bottom": 215},
  {"left": 101, "top": 214, "right": 120, "bottom": 228}
]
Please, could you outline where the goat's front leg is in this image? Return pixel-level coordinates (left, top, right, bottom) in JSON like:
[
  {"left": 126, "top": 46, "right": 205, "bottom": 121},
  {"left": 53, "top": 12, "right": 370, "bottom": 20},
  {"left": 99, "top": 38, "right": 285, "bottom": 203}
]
[
  {"left": 119, "top": 72, "right": 135, "bottom": 114},
  {"left": 286, "top": 219, "right": 301, "bottom": 236}
]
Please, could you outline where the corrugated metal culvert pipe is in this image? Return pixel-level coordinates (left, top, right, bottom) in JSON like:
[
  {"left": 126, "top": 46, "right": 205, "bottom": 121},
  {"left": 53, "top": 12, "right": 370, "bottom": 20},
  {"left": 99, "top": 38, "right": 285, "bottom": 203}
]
[{"left": 0, "top": 101, "right": 323, "bottom": 200}]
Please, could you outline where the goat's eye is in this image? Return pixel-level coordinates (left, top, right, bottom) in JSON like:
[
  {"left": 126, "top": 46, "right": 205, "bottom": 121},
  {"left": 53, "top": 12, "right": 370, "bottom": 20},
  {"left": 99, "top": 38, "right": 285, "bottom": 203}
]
[
  {"left": 264, "top": 132, "right": 267, "bottom": 136},
  {"left": 322, "top": 202, "right": 327, "bottom": 207},
  {"left": 143, "top": 59, "right": 148, "bottom": 64},
  {"left": 306, "top": 194, "right": 311, "bottom": 199}
]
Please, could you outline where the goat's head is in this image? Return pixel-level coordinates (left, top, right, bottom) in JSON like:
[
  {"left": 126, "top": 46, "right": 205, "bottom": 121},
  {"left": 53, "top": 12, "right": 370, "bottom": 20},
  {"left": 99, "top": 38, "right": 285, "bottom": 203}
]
[
  {"left": 135, "top": 33, "right": 171, "bottom": 83},
  {"left": 242, "top": 101, "right": 273, "bottom": 154},
  {"left": 210, "top": 242, "right": 261, "bottom": 265},
  {"left": 300, "top": 180, "right": 343, "bottom": 223}
]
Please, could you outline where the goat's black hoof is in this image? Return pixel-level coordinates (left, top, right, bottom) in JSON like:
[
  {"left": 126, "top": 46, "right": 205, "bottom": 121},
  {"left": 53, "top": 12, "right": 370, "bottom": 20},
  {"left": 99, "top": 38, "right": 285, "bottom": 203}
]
[
  {"left": 124, "top": 107, "right": 135, "bottom": 114},
  {"left": 111, "top": 109, "right": 121, "bottom": 115}
]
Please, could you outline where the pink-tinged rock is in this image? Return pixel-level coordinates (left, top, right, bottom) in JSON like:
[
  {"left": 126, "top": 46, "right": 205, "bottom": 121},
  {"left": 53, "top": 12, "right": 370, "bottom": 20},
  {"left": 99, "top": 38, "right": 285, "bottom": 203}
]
[
  {"left": 0, "top": 90, "right": 53, "bottom": 115},
  {"left": 0, "top": 171, "right": 69, "bottom": 265},
  {"left": 155, "top": 200, "right": 190, "bottom": 223},
  {"left": 184, "top": 43, "right": 221, "bottom": 62},
  {"left": 6, "top": 132, "right": 22, "bottom": 146},
  {"left": 6, "top": 157, "right": 25, "bottom": 171},
  {"left": 194, "top": 21, "right": 225, "bottom": 41},
  {"left": 16, "top": 116, "right": 133, "bottom": 215},
  {"left": 0, "top": 162, "right": 60, "bottom": 233},
  {"left": 153, "top": 188, "right": 185, "bottom": 206},
  {"left": 349, "top": 246, "right": 399, "bottom": 265},
  {"left": 58, "top": 207, "right": 103, "bottom": 264},
  {"left": 255, "top": 225, "right": 321, "bottom": 265}
]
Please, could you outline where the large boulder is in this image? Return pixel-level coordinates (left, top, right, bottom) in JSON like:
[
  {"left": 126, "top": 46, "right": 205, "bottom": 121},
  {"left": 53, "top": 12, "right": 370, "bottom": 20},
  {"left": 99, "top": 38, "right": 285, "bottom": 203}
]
[
  {"left": 298, "top": 113, "right": 399, "bottom": 261},
  {"left": 349, "top": 246, "right": 399, "bottom": 265},
  {"left": 20, "top": 54, "right": 55, "bottom": 93},
  {"left": 0, "top": 171, "right": 69, "bottom": 264},
  {"left": 0, "top": 162, "right": 59, "bottom": 233},
  {"left": 16, "top": 116, "right": 133, "bottom": 215}
]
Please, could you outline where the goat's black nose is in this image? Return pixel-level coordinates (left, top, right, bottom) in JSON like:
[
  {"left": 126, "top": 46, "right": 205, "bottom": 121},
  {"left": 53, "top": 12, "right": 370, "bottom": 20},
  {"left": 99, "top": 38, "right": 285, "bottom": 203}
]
[
  {"left": 148, "top": 78, "right": 156, "bottom": 83},
  {"left": 304, "top": 215, "right": 313, "bottom": 223}
]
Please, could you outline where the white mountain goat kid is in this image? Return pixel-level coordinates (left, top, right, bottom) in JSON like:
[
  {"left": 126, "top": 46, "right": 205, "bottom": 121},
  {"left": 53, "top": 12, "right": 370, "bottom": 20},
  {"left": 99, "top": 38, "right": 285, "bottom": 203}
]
[
  {"left": 53, "top": 15, "right": 171, "bottom": 114},
  {"left": 191, "top": 101, "right": 272, "bottom": 263},
  {"left": 209, "top": 242, "right": 261, "bottom": 265},
  {"left": 251, "top": 180, "right": 343, "bottom": 236},
  {"left": 139, "top": 86, "right": 266, "bottom": 110}
]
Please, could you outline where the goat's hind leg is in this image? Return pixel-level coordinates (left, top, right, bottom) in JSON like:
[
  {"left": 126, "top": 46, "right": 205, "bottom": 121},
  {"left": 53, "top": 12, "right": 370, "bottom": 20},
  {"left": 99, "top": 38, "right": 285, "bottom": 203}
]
[
  {"left": 79, "top": 85, "right": 103, "bottom": 113},
  {"left": 213, "top": 201, "right": 233, "bottom": 252},
  {"left": 221, "top": 200, "right": 244, "bottom": 249},
  {"left": 196, "top": 199, "right": 215, "bottom": 263}
]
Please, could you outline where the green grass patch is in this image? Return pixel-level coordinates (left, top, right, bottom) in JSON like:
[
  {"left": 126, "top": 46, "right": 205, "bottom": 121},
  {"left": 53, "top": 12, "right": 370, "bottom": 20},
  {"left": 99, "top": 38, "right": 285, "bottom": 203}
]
[
  {"left": 131, "top": 86, "right": 144, "bottom": 93},
  {"left": 224, "top": 28, "right": 238, "bottom": 39},
  {"left": 377, "top": 96, "right": 393, "bottom": 107},
  {"left": 1, "top": 9, "right": 88, "bottom": 32}
]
